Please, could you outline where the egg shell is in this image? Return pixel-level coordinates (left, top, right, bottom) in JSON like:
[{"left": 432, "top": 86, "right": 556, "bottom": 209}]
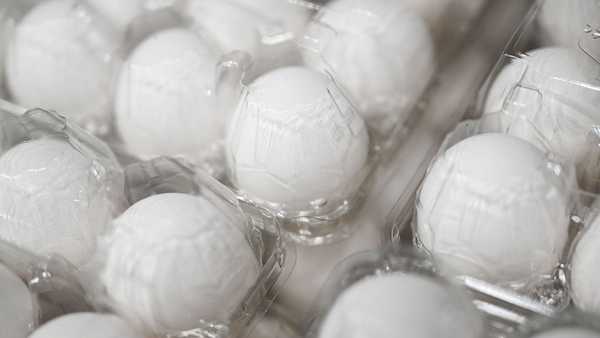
[
  {"left": 318, "top": 273, "right": 484, "bottom": 338},
  {"left": 531, "top": 328, "right": 600, "bottom": 338},
  {"left": 483, "top": 47, "right": 600, "bottom": 166},
  {"left": 99, "top": 193, "right": 260, "bottom": 334},
  {"left": 303, "top": 0, "right": 435, "bottom": 121},
  {"left": 115, "top": 28, "right": 223, "bottom": 161},
  {"left": 85, "top": 0, "right": 145, "bottom": 32},
  {"left": 537, "top": 0, "right": 600, "bottom": 59},
  {"left": 417, "top": 133, "right": 572, "bottom": 285},
  {"left": 29, "top": 313, "right": 144, "bottom": 338},
  {"left": 571, "top": 211, "right": 600, "bottom": 316},
  {"left": 6, "top": 0, "right": 117, "bottom": 129},
  {"left": 227, "top": 66, "right": 369, "bottom": 212},
  {"left": 0, "top": 263, "right": 35, "bottom": 338},
  {"left": 401, "top": 0, "right": 488, "bottom": 39},
  {"left": 183, "top": 0, "right": 261, "bottom": 57},
  {"left": 181, "top": 0, "right": 309, "bottom": 78},
  {"left": 0, "top": 138, "right": 118, "bottom": 266},
  {"left": 248, "top": 316, "right": 300, "bottom": 338}
]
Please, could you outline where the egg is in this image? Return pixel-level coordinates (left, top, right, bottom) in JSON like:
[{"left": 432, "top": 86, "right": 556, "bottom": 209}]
[
  {"left": 29, "top": 313, "right": 144, "bottom": 338},
  {"left": 5, "top": 0, "right": 121, "bottom": 132},
  {"left": 182, "top": 0, "right": 261, "bottom": 58},
  {"left": 571, "top": 212, "right": 600, "bottom": 316},
  {"left": 417, "top": 133, "right": 572, "bottom": 285},
  {"left": 530, "top": 328, "right": 600, "bottom": 338},
  {"left": 115, "top": 28, "right": 224, "bottom": 162},
  {"left": 248, "top": 316, "right": 300, "bottom": 338},
  {"left": 537, "top": 0, "right": 600, "bottom": 59},
  {"left": 483, "top": 47, "right": 600, "bottom": 167},
  {"left": 0, "top": 262, "right": 35, "bottom": 338},
  {"left": 85, "top": 0, "right": 145, "bottom": 32},
  {"left": 226, "top": 66, "right": 369, "bottom": 213},
  {"left": 99, "top": 193, "right": 260, "bottom": 334},
  {"left": 303, "top": 0, "right": 435, "bottom": 124},
  {"left": 0, "top": 138, "right": 120, "bottom": 266},
  {"left": 181, "top": 0, "right": 309, "bottom": 79},
  {"left": 318, "top": 273, "right": 484, "bottom": 338}
]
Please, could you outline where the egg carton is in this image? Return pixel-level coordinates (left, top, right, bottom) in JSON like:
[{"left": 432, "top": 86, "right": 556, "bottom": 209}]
[
  {"left": 385, "top": 0, "right": 600, "bottom": 336},
  {"left": 0, "top": 102, "right": 294, "bottom": 338},
  {"left": 0, "top": 0, "right": 492, "bottom": 247}
]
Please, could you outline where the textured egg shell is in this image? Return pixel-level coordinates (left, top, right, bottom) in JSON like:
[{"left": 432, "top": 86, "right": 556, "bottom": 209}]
[
  {"left": 100, "top": 193, "right": 260, "bottom": 334},
  {"left": 304, "top": 0, "right": 435, "bottom": 120},
  {"left": 30, "top": 313, "right": 144, "bottom": 338},
  {"left": 0, "top": 263, "right": 35, "bottom": 338},
  {"left": 227, "top": 67, "right": 369, "bottom": 211},
  {"left": 483, "top": 47, "right": 600, "bottom": 164},
  {"left": 6, "top": 0, "right": 115, "bottom": 126},
  {"left": 0, "top": 138, "right": 116, "bottom": 266},
  {"left": 318, "top": 273, "right": 484, "bottom": 338},
  {"left": 417, "top": 133, "right": 571, "bottom": 285},
  {"left": 531, "top": 328, "right": 600, "bottom": 338},
  {"left": 115, "top": 28, "right": 223, "bottom": 161}
]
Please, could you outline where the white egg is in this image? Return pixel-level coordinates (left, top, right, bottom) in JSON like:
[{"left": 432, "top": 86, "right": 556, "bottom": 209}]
[
  {"left": 115, "top": 28, "right": 223, "bottom": 162},
  {"left": 538, "top": 0, "right": 600, "bottom": 59},
  {"left": 0, "top": 138, "right": 120, "bottom": 266},
  {"left": 6, "top": 0, "right": 120, "bottom": 131},
  {"left": 303, "top": 0, "right": 435, "bottom": 123},
  {"left": 0, "top": 263, "right": 35, "bottom": 338},
  {"left": 181, "top": 0, "right": 309, "bottom": 78},
  {"left": 483, "top": 47, "right": 600, "bottom": 167},
  {"left": 571, "top": 212, "right": 600, "bottom": 316},
  {"left": 417, "top": 133, "right": 572, "bottom": 285},
  {"left": 99, "top": 193, "right": 260, "bottom": 334},
  {"left": 401, "top": 0, "right": 488, "bottom": 41},
  {"left": 29, "top": 313, "right": 144, "bottom": 338},
  {"left": 248, "top": 316, "right": 299, "bottom": 338},
  {"left": 318, "top": 273, "right": 484, "bottom": 338},
  {"left": 226, "top": 66, "right": 369, "bottom": 213},
  {"left": 531, "top": 328, "right": 600, "bottom": 338},
  {"left": 182, "top": 0, "right": 261, "bottom": 58},
  {"left": 85, "top": 0, "right": 145, "bottom": 32}
]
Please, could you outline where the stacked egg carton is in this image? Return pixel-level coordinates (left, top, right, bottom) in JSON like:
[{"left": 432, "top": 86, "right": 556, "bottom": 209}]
[
  {"left": 379, "top": 0, "right": 600, "bottom": 338},
  {"left": 0, "top": 0, "right": 535, "bottom": 337}
]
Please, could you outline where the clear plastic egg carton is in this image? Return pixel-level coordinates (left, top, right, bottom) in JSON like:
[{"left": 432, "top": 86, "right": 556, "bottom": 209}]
[
  {"left": 0, "top": 0, "right": 490, "bottom": 246},
  {"left": 385, "top": 0, "right": 600, "bottom": 336},
  {"left": 222, "top": 0, "right": 491, "bottom": 245},
  {"left": 0, "top": 101, "right": 292, "bottom": 338}
]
